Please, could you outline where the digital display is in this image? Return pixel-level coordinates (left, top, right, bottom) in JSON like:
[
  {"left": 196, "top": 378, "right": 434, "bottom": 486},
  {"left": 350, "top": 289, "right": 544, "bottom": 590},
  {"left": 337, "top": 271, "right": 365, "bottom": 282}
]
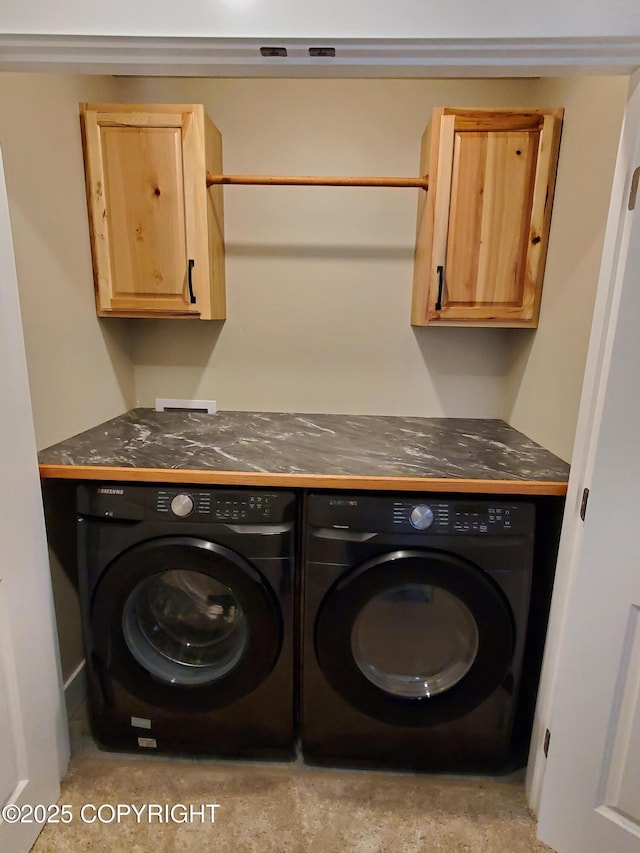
[{"left": 328, "top": 499, "right": 359, "bottom": 507}]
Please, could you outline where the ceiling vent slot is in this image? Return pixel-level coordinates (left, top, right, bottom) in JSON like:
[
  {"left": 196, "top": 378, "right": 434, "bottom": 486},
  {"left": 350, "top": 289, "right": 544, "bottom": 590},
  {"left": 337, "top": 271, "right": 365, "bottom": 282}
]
[
  {"left": 309, "top": 47, "right": 336, "bottom": 57},
  {"left": 260, "top": 46, "right": 288, "bottom": 58}
]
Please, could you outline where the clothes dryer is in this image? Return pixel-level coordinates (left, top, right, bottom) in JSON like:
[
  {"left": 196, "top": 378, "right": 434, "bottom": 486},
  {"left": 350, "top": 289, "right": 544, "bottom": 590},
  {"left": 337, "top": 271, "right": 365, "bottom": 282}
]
[
  {"left": 77, "top": 483, "right": 296, "bottom": 758},
  {"left": 301, "top": 492, "right": 535, "bottom": 772}
]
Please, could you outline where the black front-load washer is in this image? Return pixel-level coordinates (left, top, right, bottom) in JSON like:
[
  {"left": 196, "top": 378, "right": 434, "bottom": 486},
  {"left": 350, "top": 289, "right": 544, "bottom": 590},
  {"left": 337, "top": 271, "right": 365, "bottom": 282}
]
[
  {"left": 301, "top": 492, "right": 536, "bottom": 773},
  {"left": 77, "top": 483, "right": 296, "bottom": 759}
]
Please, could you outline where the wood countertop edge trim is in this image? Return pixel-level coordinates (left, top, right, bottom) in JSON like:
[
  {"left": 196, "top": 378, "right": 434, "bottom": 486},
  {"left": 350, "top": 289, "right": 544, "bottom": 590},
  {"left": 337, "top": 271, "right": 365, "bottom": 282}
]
[{"left": 37, "top": 464, "right": 569, "bottom": 496}]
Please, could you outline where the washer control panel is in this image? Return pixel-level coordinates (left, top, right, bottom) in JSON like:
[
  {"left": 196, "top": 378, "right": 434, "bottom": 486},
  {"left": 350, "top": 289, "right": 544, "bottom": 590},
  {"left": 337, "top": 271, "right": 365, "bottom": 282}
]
[
  {"left": 308, "top": 494, "right": 535, "bottom": 536},
  {"left": 156, "top": 489, "right": 281, "bottom": 522},
  {"left": 77, "top": 484, "right": 295, "bottom": 525}
]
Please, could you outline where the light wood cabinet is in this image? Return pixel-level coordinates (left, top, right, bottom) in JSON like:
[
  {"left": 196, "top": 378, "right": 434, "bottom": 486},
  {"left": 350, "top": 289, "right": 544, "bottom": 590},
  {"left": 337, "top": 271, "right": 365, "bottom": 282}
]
[
  {"left": 80, "top": 103, "right": 225, "bottom": 319},
  {"left": 411, "top": 107, "right": 563, "bottom": 327}
]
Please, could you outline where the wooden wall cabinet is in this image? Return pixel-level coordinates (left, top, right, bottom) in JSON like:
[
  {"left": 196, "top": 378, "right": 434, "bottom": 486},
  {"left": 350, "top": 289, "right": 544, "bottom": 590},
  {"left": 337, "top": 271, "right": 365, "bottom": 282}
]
[
  {"left": 80, "top": 103, "right": 225, "bottom": 319},
  {"left": 411, "top": 108, "right": 563, "bottom": 327}
]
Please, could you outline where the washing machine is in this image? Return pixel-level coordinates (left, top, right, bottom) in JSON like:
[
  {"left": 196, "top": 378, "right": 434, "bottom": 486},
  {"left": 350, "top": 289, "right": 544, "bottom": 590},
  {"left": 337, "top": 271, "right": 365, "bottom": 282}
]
[
  {"left": 77, "top": 483, "right": 296, "bottom": 759},
  {"left": 301, "top": 492, "right": 535, "bottom": 773}
]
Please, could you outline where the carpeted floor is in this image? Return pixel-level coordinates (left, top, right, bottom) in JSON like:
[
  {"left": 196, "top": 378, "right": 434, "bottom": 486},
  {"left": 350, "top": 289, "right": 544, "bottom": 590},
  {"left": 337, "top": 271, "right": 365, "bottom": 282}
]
[
  {"left": 31, "top": 705, "right": 552, "bottom": 852},
  {"left": 32, "top": 755, "right": 552, "bottom": 852}
]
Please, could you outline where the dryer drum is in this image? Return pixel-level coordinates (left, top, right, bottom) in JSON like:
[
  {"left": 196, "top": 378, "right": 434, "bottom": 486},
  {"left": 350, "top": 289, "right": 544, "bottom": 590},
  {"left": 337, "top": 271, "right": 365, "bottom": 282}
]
[
  {"left": 314, "top": 549, "right": 515, "bottom": 727},
  {"left": 91, "top": 536, "right": 283, "bottom": 712}
]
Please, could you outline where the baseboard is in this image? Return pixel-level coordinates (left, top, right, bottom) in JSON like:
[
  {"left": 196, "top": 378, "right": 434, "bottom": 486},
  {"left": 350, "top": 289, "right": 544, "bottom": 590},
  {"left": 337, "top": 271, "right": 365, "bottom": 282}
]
[{"left": 63, "top": 659, "right": 87, "bottom": 719}]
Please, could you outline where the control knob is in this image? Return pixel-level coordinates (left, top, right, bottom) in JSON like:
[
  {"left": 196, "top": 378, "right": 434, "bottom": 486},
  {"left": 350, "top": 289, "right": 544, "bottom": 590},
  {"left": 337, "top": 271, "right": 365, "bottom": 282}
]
[
  {"left": 171, "top": 493, "right": 194, "bottom": 518},
  {"left": 409, "top": 504, "right": 434, "bottom": 530}
]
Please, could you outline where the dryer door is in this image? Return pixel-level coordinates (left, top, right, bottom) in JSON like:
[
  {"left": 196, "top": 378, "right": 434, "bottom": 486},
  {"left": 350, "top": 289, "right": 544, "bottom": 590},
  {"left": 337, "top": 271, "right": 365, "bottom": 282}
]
[
  {"left": 315, "top": 549, "right": 515, "bottom": 726},
  {"left": 91, "top": 536, "right": 282, "bottom": 711}
]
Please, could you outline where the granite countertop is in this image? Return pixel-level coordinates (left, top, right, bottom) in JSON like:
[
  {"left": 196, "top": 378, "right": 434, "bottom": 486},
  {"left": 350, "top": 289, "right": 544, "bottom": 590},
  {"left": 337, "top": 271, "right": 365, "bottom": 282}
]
[{"left": 37, "top": 409, "right": 569, "bottom": 495}]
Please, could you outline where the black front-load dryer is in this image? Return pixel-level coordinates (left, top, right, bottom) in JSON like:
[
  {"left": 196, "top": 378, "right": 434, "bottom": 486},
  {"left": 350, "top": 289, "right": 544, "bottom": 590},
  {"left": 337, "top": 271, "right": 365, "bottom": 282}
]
[
  {"left": 301, "top": 493, "right": 536, "bottom": 773},
  {"left": 77, "top": 483, "right": 296, "bottom": 759}
]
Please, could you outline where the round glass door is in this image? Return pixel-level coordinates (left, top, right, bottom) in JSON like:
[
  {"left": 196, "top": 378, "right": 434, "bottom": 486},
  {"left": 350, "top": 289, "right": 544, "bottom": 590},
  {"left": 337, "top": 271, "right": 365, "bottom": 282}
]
[
  {"left": 314, "top": 549, "right": 515, "bottom": 727},
  {"left": 351, "top": 583, "right": 479, "bottom": 698},
  {"left": 122, "top": 569, "right": 248, "bottom": 686},
  {"left": 91, "top": 536, "right": 283, "bottom": 711}
]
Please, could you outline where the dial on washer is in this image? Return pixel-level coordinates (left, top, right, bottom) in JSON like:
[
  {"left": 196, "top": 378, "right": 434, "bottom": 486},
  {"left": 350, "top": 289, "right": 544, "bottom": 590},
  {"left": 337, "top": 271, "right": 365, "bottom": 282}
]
[
  {"left": 409, "top": 504, "right": 434, "bottom": 530},
  {"left": 171, "top": 493, "right": 194, "bottom": 517}
]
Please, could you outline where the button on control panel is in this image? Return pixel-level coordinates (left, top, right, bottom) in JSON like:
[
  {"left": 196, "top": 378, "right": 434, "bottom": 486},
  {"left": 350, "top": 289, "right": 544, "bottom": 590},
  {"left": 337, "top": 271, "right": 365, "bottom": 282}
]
[
  {"left": 170, "top": 493, "right": 194, "bottom": 517},
  {"left": 409, "top": 504, "right": 434, "bottom": 530},
  {"left": 212, "top": 493, "right": 273, "bottom": 522}
]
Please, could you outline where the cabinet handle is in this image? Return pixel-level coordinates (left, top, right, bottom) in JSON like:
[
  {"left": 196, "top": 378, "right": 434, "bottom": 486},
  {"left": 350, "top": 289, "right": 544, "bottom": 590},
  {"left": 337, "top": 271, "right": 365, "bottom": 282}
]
[
  {"left": 187, "top": 259, "right": 196, "bottom": 304},
  {"left": 435, "top": 265, "right": 445, "bottom": 311}
]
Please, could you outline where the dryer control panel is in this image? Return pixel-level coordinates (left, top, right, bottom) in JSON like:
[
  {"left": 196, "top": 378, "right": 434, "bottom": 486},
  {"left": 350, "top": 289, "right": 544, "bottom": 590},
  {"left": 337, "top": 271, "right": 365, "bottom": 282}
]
[
  {"left": 392, "top": 500, "right": 529, "bottom": 534},
  {"left": 308, "top": 494, "right": 535, "bottom": 536}
]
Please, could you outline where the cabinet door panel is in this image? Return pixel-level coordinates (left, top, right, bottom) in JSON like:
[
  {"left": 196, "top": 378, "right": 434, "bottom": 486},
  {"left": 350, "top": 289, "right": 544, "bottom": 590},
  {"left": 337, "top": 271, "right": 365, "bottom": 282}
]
[
  {"left": 445, "top": 131, "right": 487, "bottom": 306},
  {"left": 445, "top": 130, "right": 538, "bottom": 311},
  {"left": 102, "top": 126, "right": 188, "bottom": 306}
]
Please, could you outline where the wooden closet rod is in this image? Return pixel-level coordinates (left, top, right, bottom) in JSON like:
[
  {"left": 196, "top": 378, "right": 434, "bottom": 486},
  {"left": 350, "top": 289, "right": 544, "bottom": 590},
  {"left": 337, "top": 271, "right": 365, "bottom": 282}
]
[{"left": 206, "top": 172, "right": 429, "bottom": 190}]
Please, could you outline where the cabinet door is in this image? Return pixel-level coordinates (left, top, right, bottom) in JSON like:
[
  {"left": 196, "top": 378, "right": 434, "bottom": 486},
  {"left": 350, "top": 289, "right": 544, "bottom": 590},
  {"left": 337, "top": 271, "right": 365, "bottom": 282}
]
[
  {"left": 80, "top": 104, "right": 222, "bottom": 319},
  {"left": 412, "top": 108, "right": 563, "bottom": 327}
]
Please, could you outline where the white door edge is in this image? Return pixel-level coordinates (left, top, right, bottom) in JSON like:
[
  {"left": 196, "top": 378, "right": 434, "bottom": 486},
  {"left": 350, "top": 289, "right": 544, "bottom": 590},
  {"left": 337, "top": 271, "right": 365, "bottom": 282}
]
[
  {"left": 0, "top": 145, "right": 69, "bottom": 852},
  {"left": 526, "top": 68, "right": 640, "bottom": 814}
]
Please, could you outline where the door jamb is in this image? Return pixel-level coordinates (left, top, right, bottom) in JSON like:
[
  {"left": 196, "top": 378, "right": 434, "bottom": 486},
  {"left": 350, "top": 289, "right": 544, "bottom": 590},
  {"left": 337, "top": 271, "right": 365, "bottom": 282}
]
[{"left": 525, "top": 69, "right": 640, "bottom": 813}]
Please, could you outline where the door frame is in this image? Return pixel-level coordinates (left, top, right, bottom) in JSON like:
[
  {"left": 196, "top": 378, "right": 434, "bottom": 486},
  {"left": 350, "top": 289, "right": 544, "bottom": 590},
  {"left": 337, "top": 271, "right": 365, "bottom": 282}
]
[
  {"left": 0, "top": 32, "right": 639, "bottom": 820},
  {"left": 525, "top": 69, "right": 640, "bottom": 811},
  {"left": 0, "top": 33, "right": 638, "bottom": 78},
  {"left": 0, "top": 146, "right": 69, "bottom": 852}
]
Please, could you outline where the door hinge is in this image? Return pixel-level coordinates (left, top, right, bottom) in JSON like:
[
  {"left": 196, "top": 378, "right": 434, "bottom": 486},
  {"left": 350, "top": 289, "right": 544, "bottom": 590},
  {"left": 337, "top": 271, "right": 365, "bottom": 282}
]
[
  {"left": 580, "top": 487, "right": 590, "bottom": 521},
  {"left": 543, "top": 728, "right": 551, "bottom": 757},
  {"left": 630, "top": 166, "right": 640, "bottom": 211}
]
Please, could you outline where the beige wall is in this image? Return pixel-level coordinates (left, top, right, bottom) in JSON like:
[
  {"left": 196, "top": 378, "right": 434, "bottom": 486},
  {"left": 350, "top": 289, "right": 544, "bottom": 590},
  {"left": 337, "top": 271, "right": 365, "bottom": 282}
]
[
  {"left": 0, "top": 73, "right": 137, "bottom": 680},
  {"left": 503, "top": 76, "right": 628, "bottom": 461},
  {"left": 121, "top": 76, "right": 626, "bottom": 449},
  {"left": 7, "top": 74, "right": 620, "bottom": 450},
  {"left": 122, "top": 77, "right": 557, "bottom": 418},
  {"left": 0, "top": 73, "right": 136, "bottom": 451}
]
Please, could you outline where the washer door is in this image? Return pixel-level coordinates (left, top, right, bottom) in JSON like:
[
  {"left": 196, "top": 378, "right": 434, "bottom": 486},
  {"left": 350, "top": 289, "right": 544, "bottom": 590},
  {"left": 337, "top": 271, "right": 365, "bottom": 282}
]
[
  {"left": 314, "top": 549, "right": 515, "bottom": 726},
  {"left": 91, "top": 536, "right": 282, "bottom": 711}
]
